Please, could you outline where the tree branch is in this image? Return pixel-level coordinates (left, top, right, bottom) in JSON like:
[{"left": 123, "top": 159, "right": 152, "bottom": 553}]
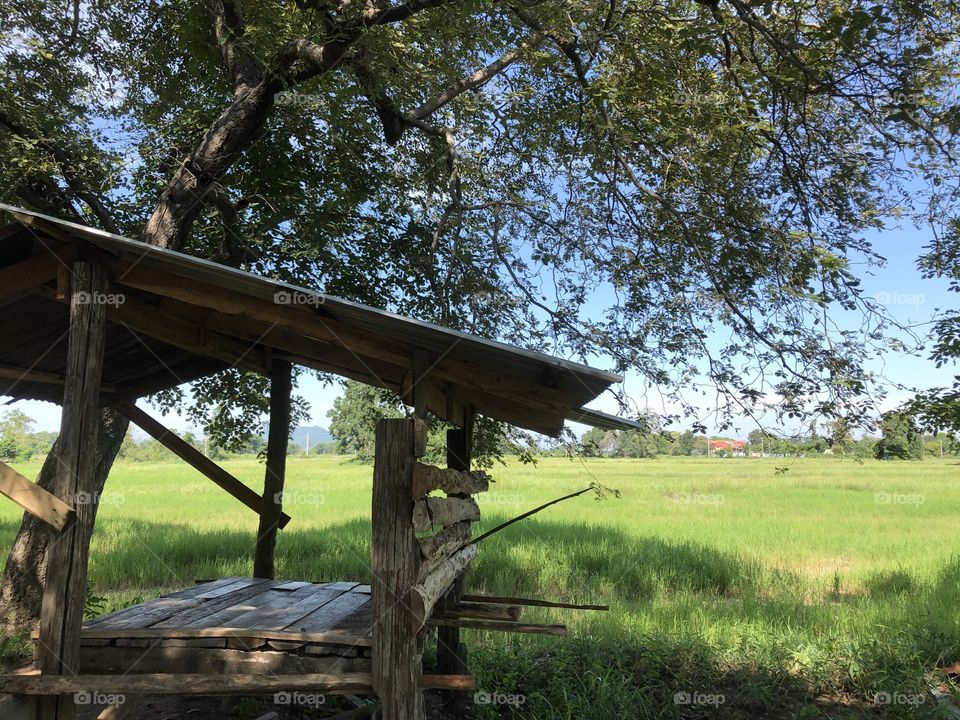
[
  {"left": 208, "top": 0, "right": 265, "bottom": 93},
  {"left": 405, "top": 31, "right": 547, "bottom": 121},
  {"left": 0, "top": 113, "right": 118, "bottom": 233}
]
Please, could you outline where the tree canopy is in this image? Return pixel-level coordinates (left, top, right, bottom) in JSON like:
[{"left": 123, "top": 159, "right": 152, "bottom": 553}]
[{"left": 2, "top": 0, "right": 959, "bottom": 433}]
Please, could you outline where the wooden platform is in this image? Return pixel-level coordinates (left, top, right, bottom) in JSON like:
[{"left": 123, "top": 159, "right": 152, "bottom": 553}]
[{"left": 74, "top": 578, "right": 375, "bottom": 676}]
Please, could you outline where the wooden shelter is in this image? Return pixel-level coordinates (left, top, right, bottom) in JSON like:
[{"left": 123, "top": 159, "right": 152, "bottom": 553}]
[{"left": 0, "top": 205, "right": 637, "bottom": 719}]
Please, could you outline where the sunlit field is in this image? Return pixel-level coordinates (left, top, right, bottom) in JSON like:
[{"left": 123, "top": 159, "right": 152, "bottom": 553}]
[{"left": 2, "top": 455, "right": 958, "bottom": 718}]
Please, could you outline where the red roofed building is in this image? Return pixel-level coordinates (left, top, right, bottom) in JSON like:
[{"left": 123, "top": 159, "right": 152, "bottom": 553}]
[{"left": 709, "top": 439, "right": 747, "bottom": 456}]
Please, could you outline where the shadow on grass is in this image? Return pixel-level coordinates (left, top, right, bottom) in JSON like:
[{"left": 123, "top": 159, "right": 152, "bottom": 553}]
[{"left": 3, "top": 513, "right": 958, "bottom": 718}]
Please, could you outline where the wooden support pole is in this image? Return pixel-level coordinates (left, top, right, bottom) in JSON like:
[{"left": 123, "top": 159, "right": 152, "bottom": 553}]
[
  {"left": 370, "top": 419, "right": 424, "bottom": 720},
  {"left": 436, "top": 414, "right": 474, "bottom": 707},
  {"left": 254, "top": 359, "right": 292, "bottom": 579},
  {"left": 36, "top": 261, "right": 109, "bottom": 720},
  {"left": 116, "top": 403, "right": 290, "bottom": 528}
]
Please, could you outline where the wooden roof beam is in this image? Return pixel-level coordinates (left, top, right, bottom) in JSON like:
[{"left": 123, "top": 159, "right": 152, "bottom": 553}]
[
  {"left": 0, "top": 247, "right": 77, "bottom": 302},
  {"left": 109, "top": 263, "right": 571, "bottom": 434},
  {"left": 0, "top": 365, "right": 122, "bottom": 395},
  {"left": 111, "top": 263, "right": 413, "bottom": 368}
]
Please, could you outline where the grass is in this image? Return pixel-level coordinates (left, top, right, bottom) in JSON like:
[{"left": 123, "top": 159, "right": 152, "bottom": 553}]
[{"left": 1, "top": 454, "right": 958, "bottom": 718}]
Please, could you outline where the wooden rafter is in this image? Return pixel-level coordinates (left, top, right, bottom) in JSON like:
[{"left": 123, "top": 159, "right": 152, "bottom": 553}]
[
  {"left": 0, "top": 247, "right": 77, "bottom": 302},
  {"left": 0, "top": 365, "right": 121, "bottom": 395}
]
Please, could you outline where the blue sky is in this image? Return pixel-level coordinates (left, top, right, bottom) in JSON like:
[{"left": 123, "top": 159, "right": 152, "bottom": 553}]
[{"left": 4, "top": 221, "right": 956, "bottom": 439}]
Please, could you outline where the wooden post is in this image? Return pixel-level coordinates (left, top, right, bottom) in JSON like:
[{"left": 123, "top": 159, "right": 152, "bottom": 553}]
[
  {"left": 36, "top": 262, "right": 109, "bottom": 720},
  {"left": 371, "top": 419, "right": 425, "bottom": 720},
  {"left": 254, "top": 359, "right": 292, "bottom": 579},
  {"left": 437, "top": 411, "right": 474, "bottom": 713}
]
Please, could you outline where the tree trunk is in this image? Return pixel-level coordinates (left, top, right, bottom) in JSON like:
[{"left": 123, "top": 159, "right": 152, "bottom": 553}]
[{"left": 0, "top": 408, "right": 128, "bottom": 632}]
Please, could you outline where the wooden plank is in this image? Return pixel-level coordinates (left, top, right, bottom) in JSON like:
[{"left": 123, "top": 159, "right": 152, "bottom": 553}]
[
  {"left": 437, "top": 602, "right": 522, "bottom": 622},
  {"left": 254, "top": 359, "right": 291, "bottom": 579},
  {"left": 85, "top": 599, "right": 202, "bottom": 631},
  {"left": 152, "top": 580, "right": 276, "bottom": 628},
  {"left": 0, "top": 365, "right": 121, "bottom": 394},
  {"left": 273, "top": 580, "right": 313, "bottom": 591},
  {"left": 0, "top": 246, "right": 77, "bottom": 301},
  {"left": 370, "top": 418, "right": 424, "bottom": 720},
  {"left": 460, "top": 594, "right": 610, "bottom": 611},
  {"left": 194, "top": 577, "right": 272, "bottom": 600},
  {"left": 293, "top": 592, "right": 371, "bottom": 634},
  {"left": 83, "top": 578, "right": 253, "bottom": 628},
  {"left": 0, "top": 460, "right": 75, "bottom": 531},
  {"left": 104, "top": 295, "right": 268, "bottom": 374},
  {"left": 314, "top": 599, "right": 373, "bottom": 640},
  {"left": 77, "top": 645, "right": 370, "bottom": 676},
  {"left": 1, "top": 672, "right": 376, "bottom": 696},
  {"left": 36, "top": 261, "right": 109, "bottom": 720},
  {"left": 221, "top": 583, "right": 346, "bottom": 630},
  {"left": 429, "top": 619, "right": 567, "bottom": 636},
  {"left": 0, "top": 672, "right": 474, "bottom": 695},
  {"left": 324, "top": 581, "right": 361, "bottom": 592},
  {"left": 71, "top": 627, "right": 373, "bottom": 647},
  {"left": 176, "top": 585, "right": 303, "bottom": 629},
  {"left": 116, "top": 403, "right": 291, "bottom": 528}
]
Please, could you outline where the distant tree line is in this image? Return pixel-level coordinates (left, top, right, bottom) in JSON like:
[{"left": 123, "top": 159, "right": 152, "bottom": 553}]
[
  {"left": 578, "top": 413, "right": 959, "bottom": 461},
  {"left": 0, "top": 411, "right": 57, "bottom": 461},
  {"left": 4, "top": 402, "right": 956, "bottom": 466}
]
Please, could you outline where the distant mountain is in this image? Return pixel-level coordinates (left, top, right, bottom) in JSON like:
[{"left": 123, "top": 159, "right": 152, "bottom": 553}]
[
  {"left": 291, "top": 425, "right": 333, "bottom": 448},
  {"left": 260, "top": 424, "right": 334, "bottom": 447}
]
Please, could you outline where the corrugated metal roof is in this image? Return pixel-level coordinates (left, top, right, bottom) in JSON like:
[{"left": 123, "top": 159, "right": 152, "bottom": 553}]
[
  {"left": 0, "top": 204, "right": 632, "bottom": 434},
  {"left": 567, "top": 407, "right": 645, "bottom": 432}
]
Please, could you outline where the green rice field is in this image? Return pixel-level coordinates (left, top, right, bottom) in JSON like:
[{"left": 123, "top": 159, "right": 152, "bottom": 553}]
[{"left": 1, "top": 455, "right": 958, "bottom": 718}]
